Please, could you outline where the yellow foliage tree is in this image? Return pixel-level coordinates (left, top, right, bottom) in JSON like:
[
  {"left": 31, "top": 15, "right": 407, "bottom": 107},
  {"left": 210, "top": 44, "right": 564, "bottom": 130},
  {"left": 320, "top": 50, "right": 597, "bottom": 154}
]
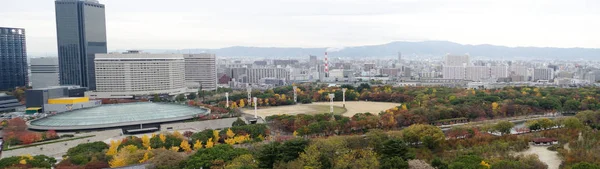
[
  {"left": 106, "top": 140, "right": 121, "bottom": 156},
  {"left": 141, "top": 135, "right": 150, "bottom": 148},
  {"left": 401, "top": 104, "right": 408, "bottom": 110},
  {"left": 109, "top": 153, "right": 127, "bottom": 168},
  {"left": 139, "top": 151, "right": 150, "bottom": 163},
  {"left": 226, "top": 128, "right": 235, "bottom": 138},
  {"left": 225, "top": 138, "right": 236, "bottom": 145},
  {"left": 213, "top": 130, "right": 220, "bottom": 143},
  {"left": 293, "top": 130, "right": 298, "bottom": 137},
  {"left": 180, "top": 140, "right": 192, "bottom": 152},
  {"left": 193, "top": 140, "right": 203, "bottom": 150},
  {"left": 281, "top": 94, "right": 287, "bottom": 100},
  {"left": 173, "top": 130, "right": 183, "bottom": 139},
  {"left": 205, "top": 138, "right": 214, "bottom": 148},
  {"left": 231, "top": 102, "right": 238, "bottom": 109},
  {"left": 264, "top": 98, "right": 269, "bottom": 105},
  {"left": 233, "top": 134, "right": 250, "bottom": 144},
  {"left": 159, "top": 133, "right": 166, "bottom": 143},
  {"left": 480, "top": 161, "right": 491, "bottom": 169},
  {"left": 257, "top": 134, "right": 264, "bottom": 141},
  {"left": 19, "top": 159, "right": 27, "bottom": 165},
  {"left": 492, "top": 102, "right": 499, "bottom": 112},
  {"left": 170, "top": 146, "right": 180, "bottom": 152},
  {"left": 239, "top": 99, "right": 245, "bottom": 107}
]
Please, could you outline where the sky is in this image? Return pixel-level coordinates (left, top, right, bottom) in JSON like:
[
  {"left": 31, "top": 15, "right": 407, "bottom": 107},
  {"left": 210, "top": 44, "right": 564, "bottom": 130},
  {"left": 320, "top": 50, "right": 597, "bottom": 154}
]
[{"left": 2, "top": 0, "right": 600, "bottom": 56}]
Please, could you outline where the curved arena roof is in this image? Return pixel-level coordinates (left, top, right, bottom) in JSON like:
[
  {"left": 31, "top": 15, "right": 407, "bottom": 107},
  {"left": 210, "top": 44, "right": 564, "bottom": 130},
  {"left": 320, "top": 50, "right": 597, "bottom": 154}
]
[{"left": 29, "top": 102, "right": 209, "bottom": 130}]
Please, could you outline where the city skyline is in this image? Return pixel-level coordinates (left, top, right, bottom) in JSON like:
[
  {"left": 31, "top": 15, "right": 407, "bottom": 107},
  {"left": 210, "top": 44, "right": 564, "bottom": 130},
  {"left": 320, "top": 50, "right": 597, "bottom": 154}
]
[{"left": 2, "top": 0, "right": 599, "bottom": 56}]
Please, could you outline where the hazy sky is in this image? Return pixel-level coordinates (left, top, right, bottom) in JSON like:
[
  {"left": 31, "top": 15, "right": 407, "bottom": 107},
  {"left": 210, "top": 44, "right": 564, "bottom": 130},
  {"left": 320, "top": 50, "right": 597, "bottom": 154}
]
[{"left": 2, "top": 0, "right": 599, "bottom": 55}]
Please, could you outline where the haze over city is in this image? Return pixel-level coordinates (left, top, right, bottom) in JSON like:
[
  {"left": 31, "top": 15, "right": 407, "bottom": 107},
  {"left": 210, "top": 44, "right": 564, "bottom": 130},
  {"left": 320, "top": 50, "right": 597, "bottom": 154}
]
[{"left": 2, "top": 0, "right": 600, "bottom": 56}]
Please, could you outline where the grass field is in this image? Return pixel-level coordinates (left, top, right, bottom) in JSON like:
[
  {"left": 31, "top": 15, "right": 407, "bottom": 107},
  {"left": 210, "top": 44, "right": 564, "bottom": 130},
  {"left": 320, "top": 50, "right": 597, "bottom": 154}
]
[
  {"left": 244, "top": 101, "right": 400, "bottom": 118},
  {"left": 243, "top": 104, "right": 346, "bottom": 118}
]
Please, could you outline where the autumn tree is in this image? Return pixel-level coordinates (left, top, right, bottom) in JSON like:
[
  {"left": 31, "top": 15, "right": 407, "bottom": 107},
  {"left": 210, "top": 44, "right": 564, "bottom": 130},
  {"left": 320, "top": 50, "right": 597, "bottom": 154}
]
[
  {"left": 225, "top": 154, "right": 259, "bottom": 169},
  {"left": 149, "top": 148, "right": 186, "bottom": 169},
  {"left": 494, "top": 121, "right": 515, "bottom": 135},
  {"left": 402, "top": 124, "right": 445, "bottom": 149},
  {"left": 239, "top": 99, "right": 246, "bottom": 107},
  {"left": 141, "top": 135, "right": 151, "bottom": 148},
  {"left": 334, "top": 149, "right": 380, "bottom": 169}
]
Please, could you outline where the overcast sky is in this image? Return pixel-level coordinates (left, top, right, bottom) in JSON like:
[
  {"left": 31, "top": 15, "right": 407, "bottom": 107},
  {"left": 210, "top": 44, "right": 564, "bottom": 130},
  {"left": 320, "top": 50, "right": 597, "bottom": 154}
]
[{"left": 2, "top": 0, "right": 599, "bottom": 56}]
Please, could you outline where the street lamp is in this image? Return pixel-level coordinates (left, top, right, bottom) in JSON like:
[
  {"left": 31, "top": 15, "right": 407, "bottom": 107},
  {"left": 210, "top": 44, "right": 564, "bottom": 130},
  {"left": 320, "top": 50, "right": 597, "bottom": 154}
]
[
  {"left": 247, "top": 86, "right": 252, "bottom": 103},
  {"left": 342, "top": 88, "right": 347, "bottom": 108},
  {"left": 329, "top": 93, "right": 335, "bottom": 118},
  {"left": 293, "top": 86, "right": 298, "bottom": 104},
  {"left": 253, "top": 97, "right": 258, "bottom": 118},
  {"left": 225, "top": 92, "right": 229, "bottom": 108}
]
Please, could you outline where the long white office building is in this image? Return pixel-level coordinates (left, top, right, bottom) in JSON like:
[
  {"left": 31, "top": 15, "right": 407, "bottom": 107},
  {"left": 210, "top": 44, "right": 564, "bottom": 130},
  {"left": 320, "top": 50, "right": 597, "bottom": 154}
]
[
  {"left": 184, "top": 53, "right": 217, "bottom": 90},
  {"left": 86, "top": 51, "right": 186, "bottom": 99},
  {"left": 247, "top": 67, "right": 290, "bottom": 84}
]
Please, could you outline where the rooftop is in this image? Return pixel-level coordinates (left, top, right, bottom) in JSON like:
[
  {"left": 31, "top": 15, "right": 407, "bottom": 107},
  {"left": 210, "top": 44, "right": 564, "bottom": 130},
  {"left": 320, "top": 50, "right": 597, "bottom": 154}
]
[{"left": 29, "top": 102, "right": 208, "bottom": 130}]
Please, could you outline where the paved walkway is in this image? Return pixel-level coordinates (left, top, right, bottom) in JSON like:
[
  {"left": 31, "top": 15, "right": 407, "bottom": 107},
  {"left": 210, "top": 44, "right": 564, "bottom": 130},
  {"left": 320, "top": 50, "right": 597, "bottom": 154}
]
[{"left": 2, "top": 129, "right": 122, "bottom": 158}]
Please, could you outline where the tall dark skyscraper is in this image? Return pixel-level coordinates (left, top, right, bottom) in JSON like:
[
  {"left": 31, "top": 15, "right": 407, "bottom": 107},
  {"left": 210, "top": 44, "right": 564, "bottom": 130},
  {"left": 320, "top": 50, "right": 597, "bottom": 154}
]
[
  {"left": 55, "top": 0, "right": 107, "bottom": 90},
  {"left": 0, "top": 27, "right": 28, "bottom": 90}
]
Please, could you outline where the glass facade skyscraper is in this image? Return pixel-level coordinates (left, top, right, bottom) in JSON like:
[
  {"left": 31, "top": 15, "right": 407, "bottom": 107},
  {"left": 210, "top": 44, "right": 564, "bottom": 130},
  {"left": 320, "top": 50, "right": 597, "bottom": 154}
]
[
  {"left": 55, "top": 0, "right": 107, "bottom": 90},
  {"left": 0, "top": 27, "right": 28, "bottom": 90}
]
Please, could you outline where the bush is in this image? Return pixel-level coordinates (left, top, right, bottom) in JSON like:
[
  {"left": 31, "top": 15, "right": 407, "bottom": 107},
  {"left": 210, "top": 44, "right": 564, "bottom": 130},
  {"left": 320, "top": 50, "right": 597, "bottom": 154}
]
[
  {"left": 232, "top": 117, "right": 247, "bottom": 127},
  {"left": 65, "top": 141, "right": 109, "bottom": 165},
  {"left": 61, "top": 134, "right": 75, "bottom": 138}
]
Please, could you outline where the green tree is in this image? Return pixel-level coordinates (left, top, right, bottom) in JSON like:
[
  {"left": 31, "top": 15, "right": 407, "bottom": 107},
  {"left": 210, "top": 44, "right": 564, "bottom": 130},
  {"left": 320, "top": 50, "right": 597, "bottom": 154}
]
[
  {"left": 449, "top": 155, "right": 486, "bottom": 169},
  {"left": 176, "top": 94, "right": 186, "bottom": 102},
  {"left": 563, "top": 99, "right": 581, "bottom": 111},
  {"left": 232, "top": 118, "right": 247, "bottom": 127},
  {"left": 366, "top": 129, "right": 389, "bottom": 153},
  {"left": 153, "top": 94, "right": 161, "bottom": 102},
  {"left": 65, "top": 141, "right": 109, "bottom": 165},
  {"left": 572, "top": 162, "right": 600, "bottom": 169},
  {"left": 561, "top": 117, "right": 584, "bottom": 129},
  {"left": 431, "top": 158, "right": 449, "bottom": 169},
  {"left": 184, "top": 144, "right": 249, "bottom": 169},
  {"left": 256, "top": 141, "right": 281, "bottom": 168},
  {"left": 187, "top": 92, "right": 197, "bottom": 100},
  {"left": 380, "top": 156, "right": 408, "bottom": 169},
  {"left": 380, "top": 138, "right": 414, "bottom": 160},
  {"left": 494, "top": 121, "right": 515, "bottom": 135}
]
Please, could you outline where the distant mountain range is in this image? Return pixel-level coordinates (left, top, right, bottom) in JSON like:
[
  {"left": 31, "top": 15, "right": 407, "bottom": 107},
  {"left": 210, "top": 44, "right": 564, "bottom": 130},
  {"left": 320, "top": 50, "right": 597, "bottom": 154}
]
[{"left": 116, "top": 41, "right": 600, "bottom": 60}]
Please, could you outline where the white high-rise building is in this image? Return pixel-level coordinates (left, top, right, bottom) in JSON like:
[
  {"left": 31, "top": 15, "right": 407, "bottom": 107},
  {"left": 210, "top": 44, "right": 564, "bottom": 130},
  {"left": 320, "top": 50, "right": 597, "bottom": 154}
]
[
  {"left": 533, "top": 68, "right": 554, "bottom": 81},
  {"left": 30, "top": 57, "right": 60, "bottom": 89},
  {"left": 490, "top": 66, "right": 509, "bottom": 78},
  {"left": 445, "top": 54, "right": 470, "bottom": 66},
  {"left": 510, "top": 65, "right": 529, "bottom": 76},
  {"left": 247, "top": 68, "right": 290, "bottom": 84},
  {"left": 443, "top": 66, "right": 465, "bottom": 79},
  {"left": 465, "top": 66, "right": 490, "bottom": 81},
  {"left": 86, "top": 51, "right": 186, "bottom": 99},
  {"left": 184, "top": 53, "right": 217, "bottom": 90}
]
